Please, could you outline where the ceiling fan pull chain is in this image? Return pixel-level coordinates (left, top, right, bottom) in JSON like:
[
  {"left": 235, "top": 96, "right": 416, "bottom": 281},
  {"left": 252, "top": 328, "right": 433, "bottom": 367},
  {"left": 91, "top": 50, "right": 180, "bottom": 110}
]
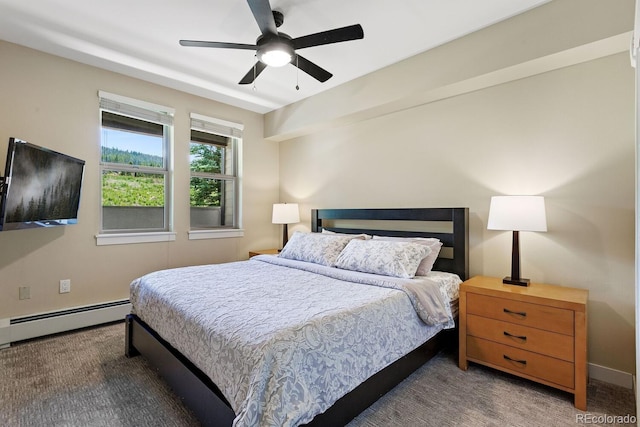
[
  {"left": 295, "top": 56, "right": 300, "bottom": 91},
  {"left": 252, "top": 61, "right": 257, "bottom": 91}
]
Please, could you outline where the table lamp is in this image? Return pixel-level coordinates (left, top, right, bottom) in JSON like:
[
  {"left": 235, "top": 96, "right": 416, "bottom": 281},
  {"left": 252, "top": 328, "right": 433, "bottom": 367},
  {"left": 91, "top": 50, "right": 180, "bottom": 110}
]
[
  {"left": 272, "top": 203, "right": 300, "bottom": 250},
  {"left": 487, "top": 195, "right": 547, "bottom": 286}
]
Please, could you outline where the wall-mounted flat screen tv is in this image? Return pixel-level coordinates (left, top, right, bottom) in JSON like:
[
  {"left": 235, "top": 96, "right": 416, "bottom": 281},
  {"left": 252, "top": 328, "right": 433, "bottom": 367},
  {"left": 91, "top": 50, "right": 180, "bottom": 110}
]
[{"left": 0, "top": 138, "right": 85, "bottom": 231}]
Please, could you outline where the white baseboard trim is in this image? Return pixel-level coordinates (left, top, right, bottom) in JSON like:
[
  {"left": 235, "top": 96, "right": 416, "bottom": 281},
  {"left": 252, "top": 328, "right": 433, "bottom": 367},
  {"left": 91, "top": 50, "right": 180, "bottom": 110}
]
[
  {"left": 589, "top": 362, "right": 634, "bottom": 389},
  {"left": 0, "top": 300, "right": 131, "bottom": 348}
]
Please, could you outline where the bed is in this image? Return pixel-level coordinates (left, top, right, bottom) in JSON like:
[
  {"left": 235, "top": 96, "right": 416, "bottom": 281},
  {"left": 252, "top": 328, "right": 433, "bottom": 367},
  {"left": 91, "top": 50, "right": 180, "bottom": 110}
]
[{"left": 125, "top": 207, "right": 469, "bottom": 426}]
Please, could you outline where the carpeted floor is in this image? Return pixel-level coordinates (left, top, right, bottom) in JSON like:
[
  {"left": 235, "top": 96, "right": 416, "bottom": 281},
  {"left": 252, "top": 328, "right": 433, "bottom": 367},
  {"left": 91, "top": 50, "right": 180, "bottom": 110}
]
[{"left": 0, "top": 322, "right": 635, "bottom": 426}]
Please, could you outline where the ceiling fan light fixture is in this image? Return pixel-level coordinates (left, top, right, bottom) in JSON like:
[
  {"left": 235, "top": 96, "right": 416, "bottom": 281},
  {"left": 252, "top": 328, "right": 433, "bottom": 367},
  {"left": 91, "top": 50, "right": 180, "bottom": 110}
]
[
  {"left": 258, "top": 42, "right": 293, "bottom": 67},
  {"left": 260, "top": 49, "right": 291, "bottom": 67}
]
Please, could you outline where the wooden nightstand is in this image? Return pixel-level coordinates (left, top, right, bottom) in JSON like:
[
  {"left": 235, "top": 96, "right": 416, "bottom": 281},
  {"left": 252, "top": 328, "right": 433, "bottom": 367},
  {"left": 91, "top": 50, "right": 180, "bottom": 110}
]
[
  {"left": 458, "top": 276, "right": 588, "bottom": 410},
  {"left": 248, "top": 248, "right": 280, "bottom": 258}
]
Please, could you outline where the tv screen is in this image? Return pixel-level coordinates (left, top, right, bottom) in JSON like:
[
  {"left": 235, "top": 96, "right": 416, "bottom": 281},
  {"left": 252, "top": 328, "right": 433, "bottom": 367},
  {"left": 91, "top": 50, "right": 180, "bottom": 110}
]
[{"left": 0, "top": 138, "right": 85, "bottom": 231}]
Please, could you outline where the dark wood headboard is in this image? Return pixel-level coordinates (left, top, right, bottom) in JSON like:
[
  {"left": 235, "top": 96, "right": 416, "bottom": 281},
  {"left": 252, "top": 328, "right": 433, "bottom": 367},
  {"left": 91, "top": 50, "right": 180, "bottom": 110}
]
[{"left": 311, "top": 207, "right": 469, "bottom": 280}]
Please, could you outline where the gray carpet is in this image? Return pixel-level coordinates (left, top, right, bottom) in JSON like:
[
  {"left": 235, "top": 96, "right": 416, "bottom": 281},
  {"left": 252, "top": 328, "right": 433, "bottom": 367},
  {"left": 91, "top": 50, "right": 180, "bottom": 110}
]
[{"left": 0, "top": 322, "right": 635, "bottom": 426}]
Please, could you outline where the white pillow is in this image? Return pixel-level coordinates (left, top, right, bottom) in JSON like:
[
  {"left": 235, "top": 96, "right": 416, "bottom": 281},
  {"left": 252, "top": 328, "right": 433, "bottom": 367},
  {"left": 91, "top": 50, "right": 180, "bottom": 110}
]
[
  {"left": 371, "top": 236, "right": 442, "bottom": 275},
  {"left": 279, "top": 231, "right": 364, "bottom": 266},
  {"left": 335, "top": 239, "right": 432, "bottom": 279}
]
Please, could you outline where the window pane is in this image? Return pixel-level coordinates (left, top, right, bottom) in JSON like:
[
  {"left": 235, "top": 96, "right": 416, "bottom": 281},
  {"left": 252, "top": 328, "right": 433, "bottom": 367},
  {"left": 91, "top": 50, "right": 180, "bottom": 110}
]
[
  {"left": 190, "top": 142, "right": 224, "bottom": 174},
  {"left": 102, "top": 170, "right": 165, "bottom": 230},
  {"left": 101, "top": 114, "right": 164, "bottom": 167},
  {"left": 190, "top": 177, "right": 234, "bottom": 228},
  {"left": 190, "top": 176, "right": 221, "bottom": 207}
]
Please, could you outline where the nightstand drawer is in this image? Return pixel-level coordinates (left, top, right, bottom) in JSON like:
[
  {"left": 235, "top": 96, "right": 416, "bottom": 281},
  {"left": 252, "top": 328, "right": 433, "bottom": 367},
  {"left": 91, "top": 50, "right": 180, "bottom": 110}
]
[
  {"left": 467, "top": 314, "right": 574, "bottom": 362},
  {"left": 467, "top": 336, "right": 574, "bottom": 389},
  {"left": 467, "top": 293, "right": 574, "bottom": 336}
]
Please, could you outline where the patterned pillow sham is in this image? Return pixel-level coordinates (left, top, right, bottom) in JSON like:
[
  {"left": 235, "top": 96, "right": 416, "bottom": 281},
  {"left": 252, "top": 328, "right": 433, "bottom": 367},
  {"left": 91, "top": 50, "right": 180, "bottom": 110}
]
[
  {"left": 334, "top": 239, "right": 432, "bottom": 279},
  {"left": 279, "top": 231, "right": 364, "bottom": 266},
  {"left": 372, "top": 236, "right": 442, "bottom": 275}
]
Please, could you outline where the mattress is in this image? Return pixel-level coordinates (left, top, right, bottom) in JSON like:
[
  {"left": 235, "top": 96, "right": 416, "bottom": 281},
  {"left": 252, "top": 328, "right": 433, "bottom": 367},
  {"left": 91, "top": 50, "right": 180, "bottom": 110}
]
[{"left": 130, "top": 255, "right": 461, "bottom": 427}]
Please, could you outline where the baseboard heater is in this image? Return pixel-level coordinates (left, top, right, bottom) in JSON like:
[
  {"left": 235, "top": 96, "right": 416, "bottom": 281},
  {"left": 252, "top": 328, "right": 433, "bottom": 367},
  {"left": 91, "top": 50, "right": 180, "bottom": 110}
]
[{"left": 0, "top": 299, "right": 131, "bottom": 348}]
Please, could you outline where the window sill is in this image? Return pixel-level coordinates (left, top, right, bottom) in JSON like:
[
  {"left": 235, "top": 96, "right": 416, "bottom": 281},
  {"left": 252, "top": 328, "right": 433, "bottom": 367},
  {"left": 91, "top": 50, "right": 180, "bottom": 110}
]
[
  {"left": 95, "top": 232, "right": 177, "bottom": 246},
  {"left": 188, "top": 228, "right": 244, "bottom": 240}
]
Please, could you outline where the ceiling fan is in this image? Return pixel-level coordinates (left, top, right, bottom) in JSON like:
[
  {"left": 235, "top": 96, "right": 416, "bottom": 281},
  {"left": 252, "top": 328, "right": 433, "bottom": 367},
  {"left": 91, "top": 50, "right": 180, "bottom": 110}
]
[{"left": 179, "top": 0, "right": 364, "bottom": 85}]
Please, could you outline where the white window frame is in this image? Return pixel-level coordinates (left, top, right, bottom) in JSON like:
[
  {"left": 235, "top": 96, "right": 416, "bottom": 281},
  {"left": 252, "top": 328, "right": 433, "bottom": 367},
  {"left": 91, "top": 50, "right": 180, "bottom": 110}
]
[
  {"left": 188, "top": 113, "right": 243, "bottom": 240},
  {"left": 95, "top": 91, "right": 176, "bottom": 246}
]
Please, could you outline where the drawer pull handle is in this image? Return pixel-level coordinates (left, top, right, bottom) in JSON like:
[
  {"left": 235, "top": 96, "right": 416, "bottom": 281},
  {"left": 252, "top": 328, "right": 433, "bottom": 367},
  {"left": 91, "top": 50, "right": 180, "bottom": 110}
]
[
  {"left": 503, "top": 355, "right": 527, "bottom": 365},
  {"left": 503, "top": 331, "right": 527, "bottom": 341},
  {"left": 503, "top": 308, "right": 527, "bottom": 317}
]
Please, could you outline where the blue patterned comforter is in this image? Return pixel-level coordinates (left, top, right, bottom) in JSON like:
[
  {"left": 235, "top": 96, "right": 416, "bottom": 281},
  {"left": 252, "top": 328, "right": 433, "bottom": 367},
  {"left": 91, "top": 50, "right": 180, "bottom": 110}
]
[{"left": 130, "top": 255, "right": 460, "bottom": 427}]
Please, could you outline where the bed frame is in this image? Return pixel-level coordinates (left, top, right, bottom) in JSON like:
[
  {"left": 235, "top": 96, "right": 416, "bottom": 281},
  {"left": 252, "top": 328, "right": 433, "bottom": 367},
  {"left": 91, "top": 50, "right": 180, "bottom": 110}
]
[{"left": 125, "top": 207, "right": 469, "bottom": 426}]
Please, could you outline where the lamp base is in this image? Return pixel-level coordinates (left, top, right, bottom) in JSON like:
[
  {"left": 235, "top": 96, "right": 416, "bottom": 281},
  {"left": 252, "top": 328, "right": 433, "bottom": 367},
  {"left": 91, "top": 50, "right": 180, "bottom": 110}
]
[{"left": 502, "top": 277, "right": 530, "bottom": 287}]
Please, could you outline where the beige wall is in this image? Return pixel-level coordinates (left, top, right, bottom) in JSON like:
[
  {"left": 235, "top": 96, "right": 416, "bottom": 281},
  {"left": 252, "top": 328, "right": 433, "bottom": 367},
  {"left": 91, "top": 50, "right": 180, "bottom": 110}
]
[
  {"left": 276, "top": 1, "right": 636, "bottom": 374},
  {"left": 0, "top": 41, "right": 281, "bottom": 319}
]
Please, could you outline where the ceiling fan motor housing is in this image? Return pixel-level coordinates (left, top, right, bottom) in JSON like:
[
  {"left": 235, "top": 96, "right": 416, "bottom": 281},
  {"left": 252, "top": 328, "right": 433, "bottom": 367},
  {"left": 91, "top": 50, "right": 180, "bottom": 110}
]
[{"left": 272, "top": 10, "right": 284, "bottom": 28}]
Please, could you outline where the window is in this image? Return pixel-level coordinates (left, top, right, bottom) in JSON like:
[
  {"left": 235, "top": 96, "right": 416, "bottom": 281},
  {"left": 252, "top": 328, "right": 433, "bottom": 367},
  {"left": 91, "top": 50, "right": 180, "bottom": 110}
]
[
  {"left": 98, "top": 92, "right": 174, "bottom": 240},
  {"left": 189, "top": 113, "right": 242, "bottom": 236}
]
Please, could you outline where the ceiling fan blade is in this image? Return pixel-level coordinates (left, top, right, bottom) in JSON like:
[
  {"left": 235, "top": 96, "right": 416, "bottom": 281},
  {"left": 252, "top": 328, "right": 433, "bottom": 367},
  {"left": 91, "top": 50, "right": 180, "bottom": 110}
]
[
  {"left": 239, "top": 61, "right": 268, "bottom": 85},
  {"left": 292, "top": 54, "right": 332, "bottom": 83},
  {"left": 180, "top": 40, "right": 258, "bottom": 50},
  {"left": 292, "top": 24, "right": 364, "bottom": 50},
  {"left": 247, "top": 0, "right": 277, "bottom": 35}
]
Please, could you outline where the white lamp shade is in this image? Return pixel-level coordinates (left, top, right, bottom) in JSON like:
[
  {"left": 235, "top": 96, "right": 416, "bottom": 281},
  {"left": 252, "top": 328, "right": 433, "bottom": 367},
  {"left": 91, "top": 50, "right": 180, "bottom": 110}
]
[
  {"left": 272, "top": 203, "right": 300, "bottom": 224},
  {"left": 487, "top": 196, "right": 547, "bottom": 232}
]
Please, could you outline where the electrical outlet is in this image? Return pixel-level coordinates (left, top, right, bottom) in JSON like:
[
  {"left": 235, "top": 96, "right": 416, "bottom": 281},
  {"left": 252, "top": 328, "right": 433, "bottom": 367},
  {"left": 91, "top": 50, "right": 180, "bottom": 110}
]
[
  {"left": 19, "top": 286, "right": 31, "bottom": 300},
  {"left": 59, "top": 279, "right": 71, "bottom": 294}
]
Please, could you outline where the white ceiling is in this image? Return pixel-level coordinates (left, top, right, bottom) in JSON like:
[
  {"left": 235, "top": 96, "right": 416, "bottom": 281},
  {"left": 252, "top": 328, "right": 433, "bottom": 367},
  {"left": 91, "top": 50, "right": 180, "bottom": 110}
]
[{"left": 0, "top": 0, "right": 550, "bottom": 114}]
